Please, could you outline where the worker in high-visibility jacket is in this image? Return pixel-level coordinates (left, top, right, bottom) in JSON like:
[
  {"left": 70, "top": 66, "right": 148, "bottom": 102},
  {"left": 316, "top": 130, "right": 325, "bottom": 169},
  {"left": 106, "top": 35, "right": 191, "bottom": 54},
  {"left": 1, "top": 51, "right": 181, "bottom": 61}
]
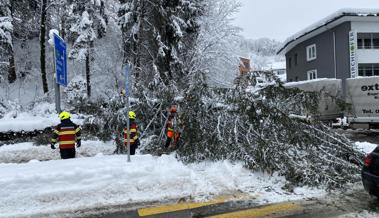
[
  {"left": 165, "top": 105, "right": 177, "bottom": 148},
  {"left": 123, "top": 111, "right": 140, "bottom": 155},
  {"left": 50, "top": 111, "right": 82, "bottom": 159}
]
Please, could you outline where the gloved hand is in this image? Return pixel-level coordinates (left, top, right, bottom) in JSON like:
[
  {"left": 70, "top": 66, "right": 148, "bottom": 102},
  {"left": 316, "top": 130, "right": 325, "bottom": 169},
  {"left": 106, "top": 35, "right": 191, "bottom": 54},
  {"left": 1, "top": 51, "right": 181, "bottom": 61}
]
[
  {"left": 135, "top": 139, "right": 140, "bottom": 147},
  {"left": 50, "top": 144, "right": 56, "bottom": 150},
  {"left": 77, "top": 141, "right": 81, "bottom": 148}
]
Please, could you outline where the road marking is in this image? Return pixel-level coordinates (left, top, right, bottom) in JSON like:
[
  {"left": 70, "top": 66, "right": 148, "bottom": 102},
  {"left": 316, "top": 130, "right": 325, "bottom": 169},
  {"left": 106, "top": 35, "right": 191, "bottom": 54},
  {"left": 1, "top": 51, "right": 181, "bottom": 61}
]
[
  {"left": 137, "top": 195, "right": 238, "bottom": 217},
  {"left": 206, "top": 202, "right": 303, "bottom": 218}
]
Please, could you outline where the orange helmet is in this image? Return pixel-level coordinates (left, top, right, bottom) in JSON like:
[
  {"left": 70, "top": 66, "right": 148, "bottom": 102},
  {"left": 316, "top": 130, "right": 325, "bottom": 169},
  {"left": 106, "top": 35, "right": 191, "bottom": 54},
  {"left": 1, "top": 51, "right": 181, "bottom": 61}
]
[{"left": 170, "top": 105, "right": 177, "bottom": 113}]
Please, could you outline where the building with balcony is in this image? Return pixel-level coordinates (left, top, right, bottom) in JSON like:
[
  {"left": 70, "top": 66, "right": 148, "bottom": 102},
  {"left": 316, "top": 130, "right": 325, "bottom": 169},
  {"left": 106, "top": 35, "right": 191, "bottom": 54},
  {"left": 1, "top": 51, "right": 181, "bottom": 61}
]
[{"left": 277, "top": 9, "right": 379, "bottom": 82}]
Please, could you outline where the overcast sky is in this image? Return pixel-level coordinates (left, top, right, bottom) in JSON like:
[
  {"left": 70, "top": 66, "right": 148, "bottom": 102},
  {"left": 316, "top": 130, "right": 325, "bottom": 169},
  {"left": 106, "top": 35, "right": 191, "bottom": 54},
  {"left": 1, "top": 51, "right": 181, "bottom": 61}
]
[{"left": 232, "top": 0, "right": 379, "bottom": 42}]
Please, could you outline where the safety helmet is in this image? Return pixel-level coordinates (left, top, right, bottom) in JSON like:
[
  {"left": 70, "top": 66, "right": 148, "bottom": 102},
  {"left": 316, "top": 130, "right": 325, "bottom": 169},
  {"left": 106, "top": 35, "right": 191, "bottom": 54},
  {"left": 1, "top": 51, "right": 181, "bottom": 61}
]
[
  {"left": 59, "top": 111, "right": 71, "bottom": 120},
  {"left": 128, "top": 111, "right": 136, "bottom": 119},
  {"left": 169, "top": 105, "right": 177, "bottom": 113}
]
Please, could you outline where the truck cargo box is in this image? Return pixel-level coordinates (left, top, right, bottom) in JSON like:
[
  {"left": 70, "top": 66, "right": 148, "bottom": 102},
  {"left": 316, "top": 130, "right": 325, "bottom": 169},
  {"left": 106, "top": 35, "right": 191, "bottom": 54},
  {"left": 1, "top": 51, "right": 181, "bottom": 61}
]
[
  {"left": 284, "top": 79, "right": 343, "bottom": 120},
  {"left": 346, "top": 76, "right": 379, "bottom": 124}
]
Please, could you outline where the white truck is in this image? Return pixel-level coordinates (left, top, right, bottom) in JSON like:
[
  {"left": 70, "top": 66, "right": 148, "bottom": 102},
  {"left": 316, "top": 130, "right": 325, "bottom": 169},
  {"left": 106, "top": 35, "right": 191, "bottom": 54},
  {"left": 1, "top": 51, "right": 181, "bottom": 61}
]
[{"left": 285, "top": 77, "right": 379, "bottom": 129}]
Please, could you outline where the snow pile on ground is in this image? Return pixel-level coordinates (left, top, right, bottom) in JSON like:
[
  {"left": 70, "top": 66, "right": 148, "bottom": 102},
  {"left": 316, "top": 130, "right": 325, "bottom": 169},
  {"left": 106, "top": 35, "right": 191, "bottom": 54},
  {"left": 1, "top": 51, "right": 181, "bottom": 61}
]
[
  {"left": 355, "top": 142, "right": 377, "bottom": 154},
  {"left": 0, "top": 102, "right": 84, "bottom": 132},
  {"left": 0, "top": 112, "right": 57, "bottom": 132},
  {"left": 338, "top": 211, "right": 379, "bottom": 218},
  {"left": 0, "top": 141, "right": 114, "bottom": 163},
  {"left": 0, "top": 153, "right": 326, "bottom": 218}
]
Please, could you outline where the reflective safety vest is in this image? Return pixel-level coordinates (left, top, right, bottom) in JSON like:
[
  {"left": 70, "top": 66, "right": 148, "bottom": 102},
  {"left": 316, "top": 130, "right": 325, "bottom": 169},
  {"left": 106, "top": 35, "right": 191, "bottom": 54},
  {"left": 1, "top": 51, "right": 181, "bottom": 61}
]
[
  {"left": 51, "top": 120, "right": 81, "bottom": 149},
  {"left": 124, "top": 122, "right": 138, "bottom": 145},
  {"left": 166, "top": 116, "right": 175, "bottom": 138},
  {"left": 167, "top": 127, "right": 174, "bottom": 138}
]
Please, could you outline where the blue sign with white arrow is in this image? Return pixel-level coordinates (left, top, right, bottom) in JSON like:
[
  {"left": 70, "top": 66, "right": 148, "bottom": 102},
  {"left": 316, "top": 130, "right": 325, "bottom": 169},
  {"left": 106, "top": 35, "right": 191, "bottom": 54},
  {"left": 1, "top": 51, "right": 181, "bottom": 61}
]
[{"left": 54, "top": 34, "right": 67, "bottom": 87}]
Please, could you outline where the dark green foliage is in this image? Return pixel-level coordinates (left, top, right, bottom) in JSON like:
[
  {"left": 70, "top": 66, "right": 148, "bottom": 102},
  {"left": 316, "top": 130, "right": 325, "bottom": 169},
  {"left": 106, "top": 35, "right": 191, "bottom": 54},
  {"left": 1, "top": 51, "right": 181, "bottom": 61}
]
[
  {"left": 81, "top": 97, "right": 128, "bottom": 152},
  {"left": 118, "top": 0, "right": 204, "bottom": 87},
  {"left": 33, "top": 131, "right": 51, "bottom": 145},
  {"left": 174, "top": 79, "right": 364, "bottom": 188}
]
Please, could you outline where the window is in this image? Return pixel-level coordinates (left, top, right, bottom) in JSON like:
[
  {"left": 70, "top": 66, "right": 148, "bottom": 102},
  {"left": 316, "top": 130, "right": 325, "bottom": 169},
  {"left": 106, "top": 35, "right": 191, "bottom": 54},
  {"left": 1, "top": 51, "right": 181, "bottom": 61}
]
[
  {"left": 358, "top": 64, "right": 379, "bottom": 76},
  {"left": 294, "top": 53, "right": 298, "bottom": 66},
  {"left": 306, "top": 44, "right": 317, "bottom": 61},
  {"left": 373, "top": 33, "right": 379, "bottom": 49},
  {"left": 288, "top": 57, "right": 292, "bottom": 69},
  {"left": 277, "top": 69, "right": 285, "bottom": 75},
  {"left": 358, "top": 38, "right": 363, "bottom": 49},
  {"left": 357, "top": 33, "right": 379, "bottom": 49},
  {"left": 364, "top": 38, "right": 372, "bottom": 49},
  {"left": 307, "top": 69, "right": 317, "bottom": 80}
]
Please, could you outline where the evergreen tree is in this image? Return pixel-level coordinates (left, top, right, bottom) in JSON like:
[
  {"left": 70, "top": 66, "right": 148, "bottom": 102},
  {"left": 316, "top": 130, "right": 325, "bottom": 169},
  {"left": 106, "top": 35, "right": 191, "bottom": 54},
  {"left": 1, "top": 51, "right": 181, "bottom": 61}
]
[
  {"left": 118, "top": 0, "right": 203, "bottom": 90},
  {"left": 67, "top": 0, "right": 107, "bottom": 98}
]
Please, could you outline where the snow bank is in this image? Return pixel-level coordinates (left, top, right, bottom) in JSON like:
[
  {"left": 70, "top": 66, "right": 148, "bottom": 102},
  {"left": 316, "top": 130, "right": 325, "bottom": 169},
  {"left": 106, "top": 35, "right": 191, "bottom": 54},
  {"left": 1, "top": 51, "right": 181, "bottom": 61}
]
[
  {"left": 0, "top": 104, "right": 84, "bottom": 132},
  {"left": 0, "top": 141, "right": 114, "bottom": 163},
  {"left": 0, "top": 154, "right": 326, "bottom": 217},
  {"left": 338, "top": 211, "right": 379, "bottom": 218},
  {"left": 0, "top": 113, "right": 58, "bottom": 132}
]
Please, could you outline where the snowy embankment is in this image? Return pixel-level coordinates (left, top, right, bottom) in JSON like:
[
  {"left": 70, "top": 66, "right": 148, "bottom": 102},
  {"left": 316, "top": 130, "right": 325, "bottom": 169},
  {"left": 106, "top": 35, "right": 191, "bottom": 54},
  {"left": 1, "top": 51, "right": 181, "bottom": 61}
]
[
  {"left": 0, "top": 142, "right": 326, "bottom": 218},
  {"left": 0, "top": 112, "right": 83, "bottom": 133},
  {"left": 0, "top": 141, "right": 115, "bottom": 163},
  {"left": 0, "top": 141, "right": 376, "bottom": 217},
  {"left": 0, "top": 103, "right": 83, "bottom": 133}
]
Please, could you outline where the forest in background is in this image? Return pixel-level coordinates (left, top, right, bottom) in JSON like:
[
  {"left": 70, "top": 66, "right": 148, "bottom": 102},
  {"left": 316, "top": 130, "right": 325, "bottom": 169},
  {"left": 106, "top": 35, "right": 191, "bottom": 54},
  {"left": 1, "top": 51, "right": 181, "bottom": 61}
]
[{"left": 0, "top": 0, "right": 282, "bottom": 105}]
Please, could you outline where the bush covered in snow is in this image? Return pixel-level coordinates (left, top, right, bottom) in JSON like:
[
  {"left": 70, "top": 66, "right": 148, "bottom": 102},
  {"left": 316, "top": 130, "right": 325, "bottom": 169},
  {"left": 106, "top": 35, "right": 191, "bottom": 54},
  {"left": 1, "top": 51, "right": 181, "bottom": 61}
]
[{"left": 64, "top": 75, "right": 88, "bottom": 109}]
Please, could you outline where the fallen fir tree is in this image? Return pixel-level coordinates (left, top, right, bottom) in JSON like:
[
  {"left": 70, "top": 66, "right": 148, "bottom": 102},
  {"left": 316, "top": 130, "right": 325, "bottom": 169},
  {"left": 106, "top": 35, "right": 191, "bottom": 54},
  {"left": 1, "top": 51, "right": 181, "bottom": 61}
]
[
  {"left": 172, "top": 74, "right": 364, "bottom": 188},
  {"left": 79, "top": 72, "right": 364, "bottom": 189}
]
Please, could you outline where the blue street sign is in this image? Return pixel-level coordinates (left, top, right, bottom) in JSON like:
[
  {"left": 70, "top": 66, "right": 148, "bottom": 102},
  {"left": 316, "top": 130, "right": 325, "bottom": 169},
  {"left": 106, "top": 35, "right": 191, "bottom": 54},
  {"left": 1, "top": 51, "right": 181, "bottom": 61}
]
[
  {"left": 124, "top": 64, "right": 130, "bottom": 96},
  {"left": 54, "top": 34, "right": 67, "bottom": 87}
]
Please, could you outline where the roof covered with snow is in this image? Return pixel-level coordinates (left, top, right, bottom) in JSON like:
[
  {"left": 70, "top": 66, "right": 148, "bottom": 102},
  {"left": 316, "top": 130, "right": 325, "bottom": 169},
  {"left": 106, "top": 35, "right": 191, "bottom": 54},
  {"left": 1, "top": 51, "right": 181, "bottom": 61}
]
[
  {"left": 277, "top": 8, "right": 379, "bottom": 55},
  {"left": 264, "top": 61, "right": 286, "bottom": 70}
]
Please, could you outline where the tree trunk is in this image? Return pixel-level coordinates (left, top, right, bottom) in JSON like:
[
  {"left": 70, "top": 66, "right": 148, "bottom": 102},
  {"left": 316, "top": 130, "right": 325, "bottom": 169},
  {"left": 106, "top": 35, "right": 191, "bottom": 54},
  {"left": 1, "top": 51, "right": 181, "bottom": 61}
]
[
  {"left": 7, "top": 0, "right": 16, "bottom": 83},
  {"left": 40, "top": 0, "right": 48, "bottom": 93},
  {"left": 134, "top": 0, "right": 144, "bottom": 80},
  {"left": 7, "top": 53, "right": 16, "bottom": 83},
  {"left": 60, "top": 16, "right": 65, "bottom": 40}
]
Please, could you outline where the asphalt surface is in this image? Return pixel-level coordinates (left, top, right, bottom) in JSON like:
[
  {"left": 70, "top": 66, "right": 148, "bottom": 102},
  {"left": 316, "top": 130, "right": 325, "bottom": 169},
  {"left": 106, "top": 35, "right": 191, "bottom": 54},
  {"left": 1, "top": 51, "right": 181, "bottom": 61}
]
[{"left": 29, "top": 188, "right": 377, "bottom": 218}]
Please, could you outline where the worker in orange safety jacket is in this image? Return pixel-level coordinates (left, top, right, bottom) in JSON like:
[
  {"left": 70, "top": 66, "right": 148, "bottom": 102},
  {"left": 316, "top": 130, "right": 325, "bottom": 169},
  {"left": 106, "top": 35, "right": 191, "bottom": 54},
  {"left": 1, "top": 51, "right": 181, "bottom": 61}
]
[{"left": 165, "top": 105, "right": 180, "bottom": 149}]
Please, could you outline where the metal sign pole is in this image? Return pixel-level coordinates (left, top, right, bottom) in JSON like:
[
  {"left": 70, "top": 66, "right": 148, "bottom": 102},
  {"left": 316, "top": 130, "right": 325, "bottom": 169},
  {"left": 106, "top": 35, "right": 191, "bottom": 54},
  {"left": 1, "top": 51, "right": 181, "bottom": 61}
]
[
  {"left": 52, "top": 41, "right": 61, "bottom": 113},
  {"left": 126, "top": 97, "right": 131, "bottom": 162},
  {"left": 125, "top": 64, "right": 131, "bottom": 162},
  {"left": 52, "top": 33, "right": 67, "bottom": 113},
  {"left": 55, "top": 80, "right": 61, "bottom": 113}
]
